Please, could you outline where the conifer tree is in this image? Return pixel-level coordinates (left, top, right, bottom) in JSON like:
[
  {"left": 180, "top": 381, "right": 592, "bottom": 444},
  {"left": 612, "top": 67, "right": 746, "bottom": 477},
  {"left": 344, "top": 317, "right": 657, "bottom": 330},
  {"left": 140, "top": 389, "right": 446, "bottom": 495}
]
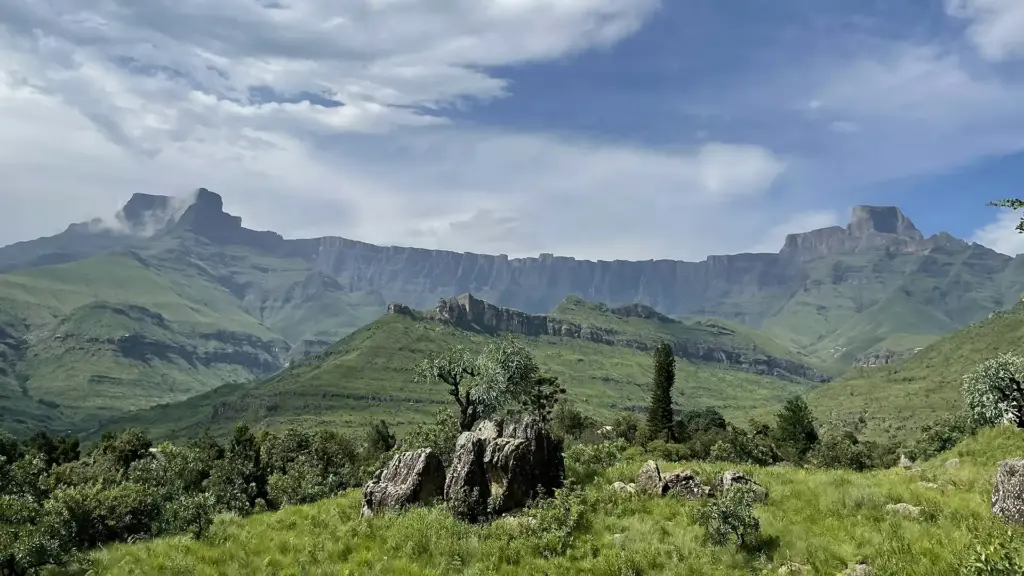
[
  {"left": 646, "top": 342, "right": 676, "bottom": 441},
  {"left": 772, "top": 395, "right": 819, "bottom": 463}
]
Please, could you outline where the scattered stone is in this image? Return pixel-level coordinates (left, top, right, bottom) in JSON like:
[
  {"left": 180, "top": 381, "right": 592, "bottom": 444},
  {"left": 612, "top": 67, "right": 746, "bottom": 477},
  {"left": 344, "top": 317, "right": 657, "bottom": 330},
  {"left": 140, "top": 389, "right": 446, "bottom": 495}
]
[
  {"left": 918, "top": 481, "right": 939, "bottom": 489},
  {"left": 361, "top": 448, "right": 446, "bottom": 518},
  {"left": 842, "top": 563, "right": 873, "bottom": 576},
  {"left": 944, "top": 458, "right": 960, "bottom": 469},
  {"left": 897, "top": 454, "right": 914, "bottom": 469},
  {"left": 721, "top": 469, "right": 768, "bottom": 502},
  {"left": 611, "top": 481, "right": 637, "bottom": 495},
  {"left": 992, "top": 458, "right": 1024, "bottom": 525},
  {"left": 885, "top": 503, "right": 921, "bottom": 518},
  {"left": 664, "top": 469, "right": 712, "bottom": 499},
  {"left": 635, "top": 460, "right": 668, "bottom": 495},
  {"left": 777, "top": 562, "right": 811, "bottom": 575}
]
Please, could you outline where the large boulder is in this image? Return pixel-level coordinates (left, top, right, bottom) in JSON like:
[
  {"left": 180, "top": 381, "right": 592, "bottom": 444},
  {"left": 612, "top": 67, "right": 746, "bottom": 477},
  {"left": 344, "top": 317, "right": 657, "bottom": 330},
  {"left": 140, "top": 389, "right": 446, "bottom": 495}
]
[
  {"left": 992, "top": 458, "right": 1024, "bottom": 524},
  {"left": 444, "top": 432, "right": 491, "bottom": 522},
  {"left": 635, "top": 460, "right": 668, "bottom": 495},
  {"left": 444, "top": 416, "right": 565, "bottom": 521},
  {"left": 361, "top": 448, "right": 446, "bottom": 517}
]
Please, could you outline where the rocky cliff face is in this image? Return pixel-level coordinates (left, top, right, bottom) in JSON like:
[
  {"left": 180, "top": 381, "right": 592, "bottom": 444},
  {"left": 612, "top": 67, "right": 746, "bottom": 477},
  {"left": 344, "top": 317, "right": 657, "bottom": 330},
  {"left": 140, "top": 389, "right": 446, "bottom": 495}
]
[
  {"left": 392, "top": 293, "right": 829, "bottom": 382},
  {"left": 853, "top": 348, "right": 923, "bottom": 367}
]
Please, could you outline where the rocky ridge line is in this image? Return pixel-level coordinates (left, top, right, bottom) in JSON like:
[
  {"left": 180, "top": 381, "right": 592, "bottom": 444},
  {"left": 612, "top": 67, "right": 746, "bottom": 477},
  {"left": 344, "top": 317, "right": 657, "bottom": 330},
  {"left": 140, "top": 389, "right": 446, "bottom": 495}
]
[{"left": 388, "top": 293, "right": 830, "bottom": 383}]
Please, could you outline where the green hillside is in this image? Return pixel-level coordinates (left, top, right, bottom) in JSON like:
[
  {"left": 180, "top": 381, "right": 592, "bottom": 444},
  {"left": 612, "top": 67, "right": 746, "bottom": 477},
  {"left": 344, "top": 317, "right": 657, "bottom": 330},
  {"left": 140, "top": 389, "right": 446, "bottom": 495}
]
[
  {"left": 0, "top": 243, "right": 381, "bottom": 436},
  {"left": 807, "top": 298, "right": 1024, "bottom": 441},
  {"left": 88, "top": 306, "right": 820, "bottom": 442}
]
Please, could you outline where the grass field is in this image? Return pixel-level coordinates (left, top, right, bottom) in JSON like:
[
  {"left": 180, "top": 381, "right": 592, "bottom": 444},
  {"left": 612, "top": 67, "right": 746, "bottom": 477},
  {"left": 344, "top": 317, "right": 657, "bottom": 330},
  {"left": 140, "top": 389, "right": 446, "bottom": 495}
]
[{"left": 90, "top": 423, "right": 1024, "bottom": 575}]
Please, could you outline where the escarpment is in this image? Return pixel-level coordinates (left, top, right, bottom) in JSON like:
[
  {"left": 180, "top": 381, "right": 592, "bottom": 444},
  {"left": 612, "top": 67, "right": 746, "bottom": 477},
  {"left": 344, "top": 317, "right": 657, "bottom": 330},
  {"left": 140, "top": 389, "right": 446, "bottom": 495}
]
[{"left": 388, "top": 293, "right": 829, "bottom": 383}]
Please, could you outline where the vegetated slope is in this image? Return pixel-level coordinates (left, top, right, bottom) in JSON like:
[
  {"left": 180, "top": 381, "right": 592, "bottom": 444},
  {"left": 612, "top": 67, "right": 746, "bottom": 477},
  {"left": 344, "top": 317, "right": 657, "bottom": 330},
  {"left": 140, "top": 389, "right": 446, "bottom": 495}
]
[
  {"left": 0, "top": 252, "right": 294, "bottom": 436},
  {"left": 807, "top": 298, "right": 1024, "bottom": 441},
  {"left": 88, "top": 298, "right": 821, "bottom": 442},
  {"left": 91, "top": 423, "right": 1024, "bottom": 575}
]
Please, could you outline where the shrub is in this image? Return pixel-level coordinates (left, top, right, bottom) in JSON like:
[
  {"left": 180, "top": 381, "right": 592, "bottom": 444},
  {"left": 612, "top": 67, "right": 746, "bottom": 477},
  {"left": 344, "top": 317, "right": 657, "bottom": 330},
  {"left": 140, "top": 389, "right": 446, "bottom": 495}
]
[
  {"left": 692, "top": 484, "right": 762, "bottom": 548},
  {"left": 610, "top": 413, "right": 641, "bottom": 444},
  {"left": 522, "top": 487, "right": 592, "bottom": 558},
  {"left": 402, "top": 407, "right": 461, "bottom": 468},
  {"left": 564, "top": 440, "right": 628, "bottom": 487},
  {"left": 806, "top": 431, "right": 870, "bottom": 472},
  {"left": 551, "top": 402, "right": 597, "bottom": 442},
  {"left": 962, "top": 353, "right": 1024, "bottom": 429},
  {"left": 162, "top": 492, "right": 217, "bottom": 540}
]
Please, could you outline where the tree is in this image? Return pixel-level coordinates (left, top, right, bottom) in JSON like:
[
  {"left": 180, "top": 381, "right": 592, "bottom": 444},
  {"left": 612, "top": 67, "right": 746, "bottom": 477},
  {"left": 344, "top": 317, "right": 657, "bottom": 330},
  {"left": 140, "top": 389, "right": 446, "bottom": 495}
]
[
  {"left": 772, "top": 396, "right": 819, "bottom": 463},
  {"left": 415, "top": 335, "right": 542, "bottom": 431},
  {"left": 962, "top": 353, "right": 1024, "bottom": 429},
  {"left": 646, "top": 342, "right": 676, "bottom": 441},
  {"left": 989, "top": 198, "right": 1024, "bottom": 235},
  {"left": 518, "top": 375, "right": 566, "bottom": 425}
]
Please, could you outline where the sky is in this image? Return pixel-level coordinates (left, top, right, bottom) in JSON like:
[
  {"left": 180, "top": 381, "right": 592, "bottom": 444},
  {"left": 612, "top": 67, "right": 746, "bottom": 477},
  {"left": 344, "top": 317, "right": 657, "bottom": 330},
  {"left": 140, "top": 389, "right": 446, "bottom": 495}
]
[{"left": 1, "top": 0, "right": 1024, "bottom": 261}]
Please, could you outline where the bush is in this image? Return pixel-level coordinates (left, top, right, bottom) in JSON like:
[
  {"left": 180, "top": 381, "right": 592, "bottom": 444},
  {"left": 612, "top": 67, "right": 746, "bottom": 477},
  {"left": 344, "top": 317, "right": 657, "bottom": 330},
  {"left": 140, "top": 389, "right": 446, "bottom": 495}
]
[
  {"left": 962, "top": 353, "right": 1024, "bottom": 429},
  {"left": 522, "top": 487, "right": 592, "bottom": 558},
  {"left": 610, "top": 413, "right": 641, "bottom": 444},
  {"left": 551, "top": 402, "right": 597, "bottom": 442},
  {"left": 806, "top": 431, "right": 871, "bottom": 472},
  {"left": 908, "top": 413, "right": 977, "bottom": 462},
  {"left": 162, "top": 492, "right": 217, "bottom": 540},
  {"left": 402, "top": 408, "right": 461, "bottom": 467},
  {"left": 692, "top": 484, "right": 762, "bottom": 548},
  {"left": 564, "top": 440, "right": 628, "bottom": 487}
]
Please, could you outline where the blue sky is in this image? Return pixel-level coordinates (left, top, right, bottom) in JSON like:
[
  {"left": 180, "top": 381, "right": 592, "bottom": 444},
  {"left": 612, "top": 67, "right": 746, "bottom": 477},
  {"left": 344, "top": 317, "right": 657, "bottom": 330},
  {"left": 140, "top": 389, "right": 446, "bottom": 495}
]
[{"left": 1, "top": 0, "right": 1023, "bottom": 259}]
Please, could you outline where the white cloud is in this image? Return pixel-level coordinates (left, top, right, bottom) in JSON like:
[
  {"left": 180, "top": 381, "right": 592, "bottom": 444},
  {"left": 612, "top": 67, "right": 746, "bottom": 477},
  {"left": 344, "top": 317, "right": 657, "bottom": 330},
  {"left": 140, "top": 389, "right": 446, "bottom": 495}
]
[
  {"left": 971, "top": 208, "right": 1024, "bottom": 256},
  {"left": 947, "top": 0, "right": 1024, "bottom": 62},
  {"left": 798, "top": 43, "right": 1024, "bottom": 187},
  {"left": 0, "top": 0, "right": 823, "bottom": 262}
]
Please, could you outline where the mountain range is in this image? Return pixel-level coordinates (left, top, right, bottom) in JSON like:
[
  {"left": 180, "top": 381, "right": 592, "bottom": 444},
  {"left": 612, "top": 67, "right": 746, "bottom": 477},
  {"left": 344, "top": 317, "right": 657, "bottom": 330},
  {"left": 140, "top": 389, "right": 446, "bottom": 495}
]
[{"left": 0, "top": 188, "right": 1019, "bottom": 437}]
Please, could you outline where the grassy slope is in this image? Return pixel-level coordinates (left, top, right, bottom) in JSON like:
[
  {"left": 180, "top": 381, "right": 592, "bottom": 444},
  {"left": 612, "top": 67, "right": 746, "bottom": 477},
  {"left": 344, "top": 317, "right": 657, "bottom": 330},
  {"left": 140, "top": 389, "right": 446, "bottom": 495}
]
[
  {"left": 761, "top": 240, "right": 1013, "bottom": 371},
  {"left": 807, "top": 300, "right": 1024, "bottom": 442},
  {"left": 91, "top": 423, "right": 1024, "bottom": 575},
  {"left": 0, "top": 252, "right": 283, "bottom": 435},
  {"left": 0, "top": 237, "right": 394, "bottom": 435},
  {"left": 89, "top": 312, "right": 816, "bottom": 442}
]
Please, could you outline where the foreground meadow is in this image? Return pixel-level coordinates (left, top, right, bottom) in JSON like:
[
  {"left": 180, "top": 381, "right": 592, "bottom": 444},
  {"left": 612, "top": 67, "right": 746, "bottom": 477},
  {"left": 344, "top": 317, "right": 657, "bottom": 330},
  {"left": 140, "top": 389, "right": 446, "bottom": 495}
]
[{"left": 90, "top": 426, "right": 1024, "bottom": 576}]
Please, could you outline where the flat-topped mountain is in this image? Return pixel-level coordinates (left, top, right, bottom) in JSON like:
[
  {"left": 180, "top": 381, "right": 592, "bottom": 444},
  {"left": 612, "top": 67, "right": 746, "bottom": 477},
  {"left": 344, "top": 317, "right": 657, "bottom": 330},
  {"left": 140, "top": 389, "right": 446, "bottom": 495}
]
[{"left": 1, "top": 188, "right": 1021, "bottom": 435}]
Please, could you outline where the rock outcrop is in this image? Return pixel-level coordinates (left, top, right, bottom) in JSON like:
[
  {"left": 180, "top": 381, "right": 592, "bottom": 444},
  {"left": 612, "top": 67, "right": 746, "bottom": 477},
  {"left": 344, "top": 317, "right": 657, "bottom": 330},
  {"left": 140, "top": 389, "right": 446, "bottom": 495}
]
[
  {"left": 992, "top": 458, "right": 1024, "bottom": 524},
  {"left": 361, "top": 448, "right": 446, "bottom": 517},
  {"left": 431, "top": 293, "right": 829, "bottom": 383},
  {"left": 721, "top": 470, "right": 768, "bottom": 502},
  {"left": 664, "top": 469, "right": 712, "bottom": 499},
  {"left": 444, "top": 416, "right": 565, "bottom": 522},
  {"left": 854, "top": 348, "right": 922, "bottom": 367}
]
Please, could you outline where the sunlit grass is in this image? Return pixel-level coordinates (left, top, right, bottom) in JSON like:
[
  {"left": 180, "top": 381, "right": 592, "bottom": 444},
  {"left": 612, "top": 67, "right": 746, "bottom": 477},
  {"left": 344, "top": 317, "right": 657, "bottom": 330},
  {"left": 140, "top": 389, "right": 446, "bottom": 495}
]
[{"left": 91, "top": 427, "right": 1024, "bottom": 575}]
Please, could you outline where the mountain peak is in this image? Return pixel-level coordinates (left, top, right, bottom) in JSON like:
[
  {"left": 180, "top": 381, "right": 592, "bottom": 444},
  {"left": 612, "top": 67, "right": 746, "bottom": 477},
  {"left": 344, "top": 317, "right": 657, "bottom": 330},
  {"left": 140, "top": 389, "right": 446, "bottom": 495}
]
[
  {"left": 120, "top": 194, "right": 173, "bottom": 230},
  {"left": 848, "top": 205, "right": 923, "bottom": 240}
]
